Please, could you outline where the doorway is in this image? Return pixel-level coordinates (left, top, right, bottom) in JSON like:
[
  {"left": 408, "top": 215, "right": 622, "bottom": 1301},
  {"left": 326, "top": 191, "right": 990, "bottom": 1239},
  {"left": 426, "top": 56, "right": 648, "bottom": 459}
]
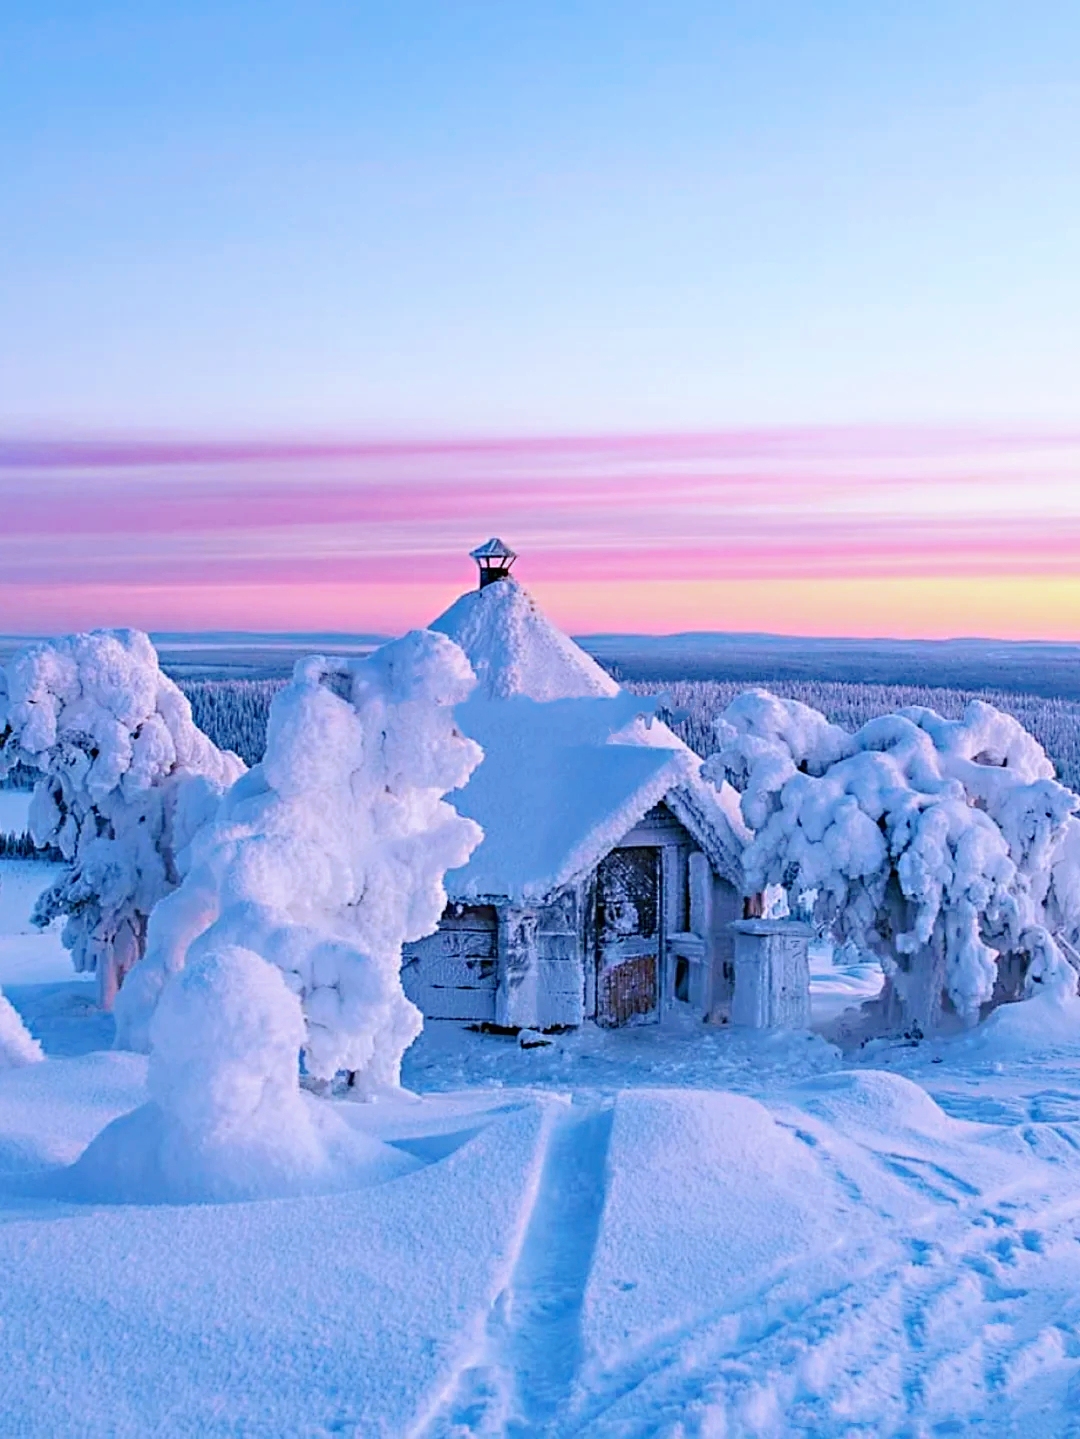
[{"left": 594, "top": 845, "right": 661, "bottom": 1027}]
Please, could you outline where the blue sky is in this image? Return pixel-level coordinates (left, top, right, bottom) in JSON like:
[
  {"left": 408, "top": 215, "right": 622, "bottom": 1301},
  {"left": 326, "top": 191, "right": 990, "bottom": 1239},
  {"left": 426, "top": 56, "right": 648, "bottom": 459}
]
[{"left": 4, "top": 1, "right": 1080, "bottom": 434}]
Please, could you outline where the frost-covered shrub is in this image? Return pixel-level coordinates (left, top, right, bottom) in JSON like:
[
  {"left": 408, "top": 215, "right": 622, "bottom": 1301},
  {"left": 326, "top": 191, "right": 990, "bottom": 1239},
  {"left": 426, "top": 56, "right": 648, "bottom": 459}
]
[
  {"left": 0, "top": 988, "right": 43, "bottom": 1068},
  {"left": 64, "top": 946, "right": 415, "bottom": 1203},
  {"left": 706, "top": 690, "right": 1080, "bottom": 1030},
  {"left": 115, "top": 629, "right": 483, "bottom": 1093},
  {"left": 0, "top": 631, "right": 245, "bottom": 1008}
]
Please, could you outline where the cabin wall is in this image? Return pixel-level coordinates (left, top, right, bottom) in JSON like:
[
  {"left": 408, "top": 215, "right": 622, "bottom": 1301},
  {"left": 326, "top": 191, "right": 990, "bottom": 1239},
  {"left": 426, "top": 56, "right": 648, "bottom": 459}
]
[
  {"left": 495, "top": 888, "right": 584, "bottom": 1030},
  {"left": 404, "top": 803, "right": 743, "bottom": 1032},
  {"left": 401, "top": 904, "right": 497, "bottom": 1021}
]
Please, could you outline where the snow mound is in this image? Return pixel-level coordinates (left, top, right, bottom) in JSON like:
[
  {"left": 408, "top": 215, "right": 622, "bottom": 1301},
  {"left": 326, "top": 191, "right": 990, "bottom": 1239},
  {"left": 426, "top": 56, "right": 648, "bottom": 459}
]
[
  {"left": 64, "top": 947, "right": 416, "bottom": 1204},
  {"left": 582, "top": 1088, "right": 858, "bottom": 1368},
  {"left": 787, "top": 1069, "right": 969, "bottom": 1144},
  {"left": 0, "top": 630, "right": 245, "bottom": 1007},
  {"left": 431, "top": 577, "right": 619, "bottom": 701},
  {"left": 114, "top": 629, "right": 483, "bottom": 1090},
  {"left": 0, "top": 986, "right": 42, "bottom": 1068}
]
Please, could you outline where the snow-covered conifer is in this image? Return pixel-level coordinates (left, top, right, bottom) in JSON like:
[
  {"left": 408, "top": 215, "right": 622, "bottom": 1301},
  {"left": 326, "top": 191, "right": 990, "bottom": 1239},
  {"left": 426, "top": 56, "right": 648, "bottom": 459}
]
[
  {"left": 114, "top": 629, "right": 483, "bottom": 1093},
  {"left": 705, "top": 691, "right": 1080, "bottom": 1030},
  {"left": 0, "top": 631, "right": 245, "bottom": 1008}
]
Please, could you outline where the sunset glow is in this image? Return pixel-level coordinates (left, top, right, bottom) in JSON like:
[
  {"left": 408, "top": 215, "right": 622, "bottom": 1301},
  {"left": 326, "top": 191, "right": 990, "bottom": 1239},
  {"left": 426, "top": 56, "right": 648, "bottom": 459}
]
[{"left": 3, "top": 427, "right": 1078, "bottom": 640}]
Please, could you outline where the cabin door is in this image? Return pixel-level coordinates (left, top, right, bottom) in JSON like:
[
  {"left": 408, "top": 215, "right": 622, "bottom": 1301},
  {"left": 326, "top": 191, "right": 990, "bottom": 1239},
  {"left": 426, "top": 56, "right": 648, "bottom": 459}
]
[{"left": 595, "top": 845, "right": 661, "bottom": 1027}]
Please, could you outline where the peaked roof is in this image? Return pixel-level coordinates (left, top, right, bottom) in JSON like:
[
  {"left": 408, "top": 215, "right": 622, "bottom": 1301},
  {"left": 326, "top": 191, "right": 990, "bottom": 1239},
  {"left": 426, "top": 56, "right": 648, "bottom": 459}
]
[
  {"left": 444, "top": 691, "right": 747, "bottom": 903},
  {"left": 431, "top": 578, "right": 619, "bottom": 703},
  {"left": 430, "top": 577, "right": 747, "bottom": 903}
]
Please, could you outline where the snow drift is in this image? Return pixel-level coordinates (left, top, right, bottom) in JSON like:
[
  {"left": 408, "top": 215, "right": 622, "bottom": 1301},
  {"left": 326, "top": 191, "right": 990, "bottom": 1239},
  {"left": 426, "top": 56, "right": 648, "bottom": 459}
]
[
  {"left": 0, "top": 986, "right": 42, "bottom": 1068},
  {"left": 0, "top": 630, "right": 245, "bottom": 1008},
  {"left": 114, "top": 629, "right": 483, "bottom": 1091},
  {"left": 706, "top": 691, "right": 1080, "bottom": 1030},
  {"left": 63, "top": 946, "right": 417, "bottom": 1203}
]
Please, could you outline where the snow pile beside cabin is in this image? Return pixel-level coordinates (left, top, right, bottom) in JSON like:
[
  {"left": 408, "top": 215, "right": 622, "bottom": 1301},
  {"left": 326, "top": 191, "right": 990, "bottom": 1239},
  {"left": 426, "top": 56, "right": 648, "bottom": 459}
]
[
  {"left": 114, "top": 629, "right": 483, "bottom": 1090},
  {"left": 66, "top": 946, "right": 415, "bottom": 1203},
  {"left": 706, "top": 689, "right": 1080, "bottom": 1029},
  {"left": 0, "top": 630, "right": 245, "bottom": 1008},
  {"left": 430, "top": 577, "right": 745, "bottom": 904}
]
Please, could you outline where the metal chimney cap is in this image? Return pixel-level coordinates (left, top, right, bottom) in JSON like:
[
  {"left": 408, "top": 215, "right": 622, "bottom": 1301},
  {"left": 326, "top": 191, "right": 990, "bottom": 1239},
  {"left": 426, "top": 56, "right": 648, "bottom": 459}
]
[{"left": 469, "top": 538, "right": 517, "bottom": 562}]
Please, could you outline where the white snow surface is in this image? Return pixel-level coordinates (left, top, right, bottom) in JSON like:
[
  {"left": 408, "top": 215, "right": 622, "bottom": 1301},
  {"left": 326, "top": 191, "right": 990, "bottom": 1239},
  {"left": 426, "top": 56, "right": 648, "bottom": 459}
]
[
  {"left": 431, "top": 577, "right": 620, "bottom": 701},
  {"left": 0, "top": 630, "right": 245, "bottom": 1006},
  {"left": 446, "top": 691, "right": 746, "bottom": 902},
  {"left": 0, "top": 983, "right": 42, "bottom": 1067},
  {"left": 63, "top": 945, "right": 415, "bottom": 1203},
  {"left": 6, "top": 843, "right": 1080, "bottom": 1435},
  {"left": 114, "top": 629, "right": 483, "bottom": 1087}
]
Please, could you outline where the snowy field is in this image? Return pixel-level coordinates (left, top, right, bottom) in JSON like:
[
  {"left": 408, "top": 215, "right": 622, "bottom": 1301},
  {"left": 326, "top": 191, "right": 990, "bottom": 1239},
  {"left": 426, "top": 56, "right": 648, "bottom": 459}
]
[{"left": 5, "top": 865, "right": 1080, "bottom": 1436}]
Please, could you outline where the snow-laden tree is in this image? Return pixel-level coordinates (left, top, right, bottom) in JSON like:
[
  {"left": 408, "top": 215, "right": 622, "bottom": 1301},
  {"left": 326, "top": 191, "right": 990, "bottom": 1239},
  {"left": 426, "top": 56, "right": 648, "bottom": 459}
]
[
  {"left": 0, "top": 988, "right": 43, "bottom": 1068},
  {"left": 0, "top": 631, "right": 245, "bottom": 1009},
  {"left": 114, "top": 629, "right": 484, "bottom": 1093},
  {"left": 705, "top": 690, "right": 1080, "bottom": 1030}
]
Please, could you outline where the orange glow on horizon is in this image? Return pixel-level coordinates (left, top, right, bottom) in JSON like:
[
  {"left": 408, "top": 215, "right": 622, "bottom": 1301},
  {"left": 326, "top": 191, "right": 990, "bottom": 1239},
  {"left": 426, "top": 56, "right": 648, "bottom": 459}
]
[{"left": 3, "top": 573, "right": 1079, "bottom": 644}]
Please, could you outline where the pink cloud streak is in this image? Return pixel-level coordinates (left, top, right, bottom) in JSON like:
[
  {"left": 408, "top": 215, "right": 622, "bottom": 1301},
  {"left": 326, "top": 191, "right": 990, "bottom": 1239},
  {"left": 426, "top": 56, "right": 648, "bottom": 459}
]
[{"left": 2, "top": 425, "right": 1078, "bottom": 636}]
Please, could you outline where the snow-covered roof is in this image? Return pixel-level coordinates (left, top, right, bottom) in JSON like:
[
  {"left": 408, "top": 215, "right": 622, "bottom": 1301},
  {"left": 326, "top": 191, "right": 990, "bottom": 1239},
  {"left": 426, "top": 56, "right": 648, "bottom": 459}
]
[
  {"left": 445, "top": 691, "right": 746, "bottom": 903},
  {"left": 431, "top": 578, "right": 620, "bottom": 702},
  {"left": 431, "top": 574, "right": 747, "bottom": 902}
]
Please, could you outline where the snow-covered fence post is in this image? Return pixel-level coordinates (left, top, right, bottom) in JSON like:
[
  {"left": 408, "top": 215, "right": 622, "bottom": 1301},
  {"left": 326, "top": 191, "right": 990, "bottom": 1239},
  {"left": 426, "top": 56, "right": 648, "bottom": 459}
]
[
  {"left": 0, "top": 631, "right": 245, "bottom": 1009},
  {"left": 705, "top": 690, "right": 1080, "bottom": 1032},
  {"left": 114, "top": 629, "right": 484, "bottom": 1095}
]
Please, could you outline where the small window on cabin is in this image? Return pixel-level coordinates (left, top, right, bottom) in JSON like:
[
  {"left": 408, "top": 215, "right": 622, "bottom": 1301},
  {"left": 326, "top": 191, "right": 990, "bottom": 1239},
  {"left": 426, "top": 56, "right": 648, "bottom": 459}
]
[{"left": 674, "top": 954, "right": 690, "bottom": 1004}]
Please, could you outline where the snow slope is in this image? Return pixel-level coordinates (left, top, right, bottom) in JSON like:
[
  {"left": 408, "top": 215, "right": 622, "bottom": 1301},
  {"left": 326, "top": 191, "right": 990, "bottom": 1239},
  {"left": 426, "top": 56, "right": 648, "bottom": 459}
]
[
  {"left": 3, "top": 861, "right": 1080, "bottom": 1435},
  {"left": 432, "top": 578, "right": 620, "bottom": 701}
]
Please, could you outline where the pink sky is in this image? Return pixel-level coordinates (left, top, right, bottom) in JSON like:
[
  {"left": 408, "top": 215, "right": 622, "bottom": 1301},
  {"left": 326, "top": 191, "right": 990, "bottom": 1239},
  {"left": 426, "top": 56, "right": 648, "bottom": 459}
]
[{"left": 3, "top": 426, "right": 1079, "bottom": 639}]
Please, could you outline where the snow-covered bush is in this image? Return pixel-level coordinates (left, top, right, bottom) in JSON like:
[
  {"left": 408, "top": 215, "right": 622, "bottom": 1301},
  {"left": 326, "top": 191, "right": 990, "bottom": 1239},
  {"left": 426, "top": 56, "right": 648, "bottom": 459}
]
[
  {"left": 64, "top": 946, "right": 415, "bottom": 1203},
  {"left": 0, "top": 989, "right": 43, "bottom": 1068},
  {"left": 0, "top": 631, "right": 245, "bottom": 1009},
  {"left": 706, "top": 690, "right": 1080, "bottom": 1030},
  {"left": 114, "top": 629, "right": 483, "bottom": 1093}
]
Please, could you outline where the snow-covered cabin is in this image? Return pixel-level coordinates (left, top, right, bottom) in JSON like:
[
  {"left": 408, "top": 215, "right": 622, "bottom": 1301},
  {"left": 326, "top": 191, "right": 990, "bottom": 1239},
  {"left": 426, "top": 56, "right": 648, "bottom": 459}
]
[{"left": 401, "top": 545, "right": 749, "bottom": 1031}]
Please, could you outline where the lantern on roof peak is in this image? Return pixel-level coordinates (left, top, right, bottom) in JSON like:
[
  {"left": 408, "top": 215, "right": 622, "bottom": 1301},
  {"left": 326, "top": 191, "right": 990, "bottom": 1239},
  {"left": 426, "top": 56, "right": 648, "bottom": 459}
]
[{"left": 470, "top": 538, "right": 517, "bottom": 590}]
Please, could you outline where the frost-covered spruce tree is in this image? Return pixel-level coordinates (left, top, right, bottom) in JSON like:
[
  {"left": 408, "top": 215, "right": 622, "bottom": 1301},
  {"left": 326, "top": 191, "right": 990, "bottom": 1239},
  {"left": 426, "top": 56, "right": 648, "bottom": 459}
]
[
  {"left": 0, "top": 631, "right": 245, "bottom": 1009},
  {"left": 114, "top": 629, "right": 484, "bottom": 1094},
  {"left": 705, "top": 690, "right": 1080, "bottom": 1031}
]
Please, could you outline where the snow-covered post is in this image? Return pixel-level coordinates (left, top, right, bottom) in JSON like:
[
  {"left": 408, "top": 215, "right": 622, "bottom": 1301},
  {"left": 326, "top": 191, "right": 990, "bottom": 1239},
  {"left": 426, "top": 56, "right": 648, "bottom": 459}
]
[
  {"left": 114, "top": 629, "right": 484, "bottom": 1095},
  {"left": 706, "top": 691, "right": 1080, "bottom": 1032},
  {"left": 729, "top": 919, "right": 812, "bottom": 1029},
  {"left": 0, "top": 631, "right": 245, "bottom": 1009}
]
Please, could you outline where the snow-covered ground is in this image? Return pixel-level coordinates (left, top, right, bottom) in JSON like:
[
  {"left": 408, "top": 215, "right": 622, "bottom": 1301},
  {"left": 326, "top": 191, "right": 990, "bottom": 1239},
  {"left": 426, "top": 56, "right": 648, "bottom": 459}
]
[{"left": 3, "top": 863, "right": 1080, "bottom": 1436}]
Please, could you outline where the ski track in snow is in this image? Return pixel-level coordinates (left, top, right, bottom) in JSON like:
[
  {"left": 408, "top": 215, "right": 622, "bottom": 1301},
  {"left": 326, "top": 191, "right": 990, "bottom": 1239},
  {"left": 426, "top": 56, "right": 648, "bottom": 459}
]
[
  {"left": 418, "top": 1097, "right": 615, "bottom": 1438},
  {"left": 555, "top": 1123, "right": 1080, "bottom": 1437}
]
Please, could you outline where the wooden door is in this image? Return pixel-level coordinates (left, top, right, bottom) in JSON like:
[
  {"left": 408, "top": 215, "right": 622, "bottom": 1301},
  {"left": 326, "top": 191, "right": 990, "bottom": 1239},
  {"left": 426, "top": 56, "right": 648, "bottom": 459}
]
[{"left": 595, "top": 846, "right": 661, "bottom": 1027}]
